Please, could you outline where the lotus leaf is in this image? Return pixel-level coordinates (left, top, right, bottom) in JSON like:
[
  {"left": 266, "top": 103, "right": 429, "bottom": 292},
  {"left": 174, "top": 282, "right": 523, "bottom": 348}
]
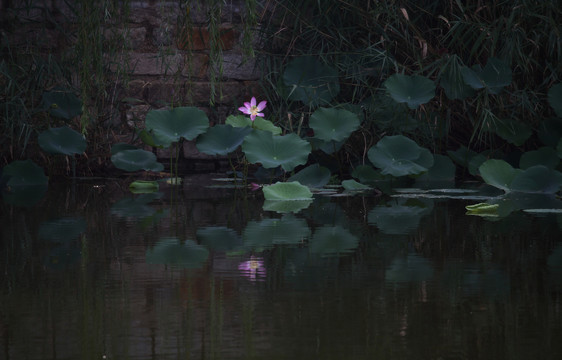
[
  {"left": 197, "top": 226, "right": 242, "bottom": 251},
  {"left": 145, "top": 106, "right": 209, "bottom": 148},
  {"left": 307, "top": 137, "right": 345, "bottom": 154},
  {"left": 282, "top": 57, "right": 340, "bottom": 107},
  {"left": 111, "top": 149, "right": 164, "bottom": 172},
  {"left": 38, "top": 126, "right": 86, "bottom": 156},
  {"left": 41, "top": 90, "right": 83, "bottom": 120},
  {"left": 309, "top": 107, "right": 360, "bottom": 142},
  {"left": 196, "top": 124, "right": 252, "bottom": 156},
  {"left": 262, "top": 181, "right": 313, "bottom": 201},
  {"left": 351, "top": 165, "right": 386, "bottom": 184},
  {"left": 242, "top": 130, "right": 311, "bottom": 171},
  {"left": 367, "top": 135, "right": 434, "bottom": 177},
  {"left": 439, "top": 55, "right": 475, "bottom": 100},
  {"left": 225, "top": 115, "right": 282, "bottom": 135},
  {"left": 416, "top": 154, "right": 456, "bottom": 182},
  {"left": 461, "top": 57, "right": 512, "bottom": 94},
  {"left": 493, "top": 119, "right": 532, "bottom": 146},
  {"left": 479, "top": 159, "right": 521, "bottom": 192},
  {"left": 309, "top": 226, "right": 359, "bottom": 256},
  {"left": 1, "top": 159, "right": 48, "bottom": 187},
  {"left": 548, "top": 83, "right": 562, "bottom": 117},
  {"left": 146, "top": 238, "right": 209, "bottom": 268},
  {"left": 383, "top": 74, "right": 436, "bottom": 109},
  {"left": 288, "top": 164, "right": 331, "bottom": 188},
  {"left": 519, "top": 147, "right": 560, "bottom": 170},
  {"left": 510, "top": 165, "right": 562, "bottom": 194},
  {"left": 465, "top": 203, "right": 500, "bottom": 217}
]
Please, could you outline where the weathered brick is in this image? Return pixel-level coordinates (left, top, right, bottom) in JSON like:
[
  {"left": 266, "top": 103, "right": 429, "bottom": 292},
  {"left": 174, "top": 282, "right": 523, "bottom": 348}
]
[
  {"left": 182, "top": 53, "right": 210, "bottom": 79},
  {"left": 104, "top": 27, "right": 147, "bottom": 50},
  {"left": 177, "top": 26, "right": 239, "bottom": 51},
  {"left": 219, "top": 52, "right": 260, "bottom": 80},
  {"left": 128, "top": 53, "right": 184, "bottom": 75}
]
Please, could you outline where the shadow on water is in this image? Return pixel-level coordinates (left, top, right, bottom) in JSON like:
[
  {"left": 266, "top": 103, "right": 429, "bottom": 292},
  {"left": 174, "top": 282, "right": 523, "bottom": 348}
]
[{"left": 1, "top": 175, "right": 562, "bottom": 359}]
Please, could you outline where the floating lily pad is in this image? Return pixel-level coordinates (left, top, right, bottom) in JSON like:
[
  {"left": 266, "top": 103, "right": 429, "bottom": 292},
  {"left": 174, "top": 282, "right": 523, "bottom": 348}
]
[
  {"left": 461, "top": 57, "right": 512, "bottom": 94},
  {"left": 288, "top": 164, "right": 331, "bottom": 188},
  {"left": 309, "top": 225, "right": 359, "bottom": 256},
  {"left": 196, "top": 124, "right": 252, "bottom": 156},
  {"left": 242, "top": 130, "right": 311, "bottom": 171},
  {"left": 145, "top": 106, "right": 209, "bottom": 148},
  {"left": 38, "top": 126, "right": 86, "bottom": 156},
  {"left": 263, "top": 181, "right": 313, "bottom": 201},
  {"left": 309, "top": 107, "right": 360, "bottom": 142},
  {"left": 41, "top": 90, "right": 83, "bottom": 120},
  {"left": 383, "top": 74, "right": 436, "bottom": 109},
  {"left": 548, "top": 83, "right": 562, "bottom": 117},
  {"left": 225, "top": 115, "right": 282, "bottom": 135},
  {"left": 111, "top": 149, "right": 164, "bottom": 172},
  {"left": 283, "top": 56, "right": 340, "bottom": 107},
  {"left": 146, "top": 238, "right": 209, "bottom": 268},
  {"left": 368, "top": 135, "right": 434, "bottom": 177}
]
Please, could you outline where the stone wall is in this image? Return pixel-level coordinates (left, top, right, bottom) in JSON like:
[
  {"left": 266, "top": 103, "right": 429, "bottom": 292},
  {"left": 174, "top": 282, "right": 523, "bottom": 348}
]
[{"left": 2, "top": 0, "right": 263, "bottom": 166}]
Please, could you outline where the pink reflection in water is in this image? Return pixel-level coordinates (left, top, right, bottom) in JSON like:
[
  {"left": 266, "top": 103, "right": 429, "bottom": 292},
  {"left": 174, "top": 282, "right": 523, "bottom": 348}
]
[{"left": 238, "top": 257, "right": 266, "bottom": 281}]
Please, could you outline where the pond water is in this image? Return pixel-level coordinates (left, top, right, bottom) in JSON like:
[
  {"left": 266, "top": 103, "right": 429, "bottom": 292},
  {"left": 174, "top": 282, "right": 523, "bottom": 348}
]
[{"left": 2, "top": 175, "right": 562, "bottom": 360}]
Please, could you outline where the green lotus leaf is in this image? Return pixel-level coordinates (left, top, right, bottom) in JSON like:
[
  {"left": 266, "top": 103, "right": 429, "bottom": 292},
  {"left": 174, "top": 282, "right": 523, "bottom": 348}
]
[
  {"left": 225, "top": 115, "right": 282, "bottom": 135},
  {"left": 548, "top": 83, "right": 562, "bottom": 117},
  {"left": 520, "top": 147, "right": 560, "bottom": 170},
  {"left": 383, "top": 74, "right": 436, "bottom": 109},
  {"left": 368, "top": 203, "right": 430, "bottom": 235},
  {"left": 288, "top": 164, "right": 331, "bottom": 188},
  {"left": 439, "top": 55, "right": 475, "bottom": 100},
  {"left": 145, "top": 106, "right": 209, "bottom": 148},
  {"left": 283, "top": 56, "right": 340, "bottom": 107},
  {"left": 309, "top": 107, "right": 360, "bottom": 142},
  {"left": 196, "top": 124, "right": 252, "bottom": 156},
  {"left": 146, "top": 238, "right": 209, "bottom": 268},
  {"left": 307, "top": 137, "right": 345, "bottom": 154},
  {"left": 38, "top": 217, "right": 86, "bottom": 243},
  {"left": 479, "top": 159, "right": 522, "bottom": 192},
  {"left": 243, "top": 215, "right": 311, "bottom": 247},
  {"left": 461, "top": 57, "right": 512, "bottom": 94},
  {"left": 342, "top": 179, "right": 371, "bottom": 191},
  {"left": 510, "top": 165, "right": 562, "bottom": 194},
  {"left": 111, "top": 149, "right": 164, "bottom": 172},
  {"left": 493, "top": 119, "right": 532, "bottom": 146},
  {"left": 1, "top": 159, "right": 48, "bottom": 187},
  {"left": 351, "top": 165, "right": 386, "bottom": 184},
  {"left": 38, "top": 126, "right": 86, "bottom": 156},
  {"left": 262, "top": 199, "right": 313, "bottom": 213},
  {"left": 416, "top": 154, "right": 456, "bottom": 182},
  {"left": 309, "top": 225, "right": 359, "bottom": 256},
  {"left": 197, "top": 226, "right": 242, "bottom": 251},
  {"left": 129, "top": 180, "right": 159, "bottom": 193},
  {"left": 367, "top": 135, "right": 434, "bottom": 177},
  {"left": 41, "top": 90, "right": 83, "bottom": 120},
  {"left": 262, "top": 181, "right": 313, "bottom": 201},
  {"left": 465, "top": 203, "right": 500, "bottom": 217},
  {"left": 242, "top": 130, "right": 311, "bottom": 171}
]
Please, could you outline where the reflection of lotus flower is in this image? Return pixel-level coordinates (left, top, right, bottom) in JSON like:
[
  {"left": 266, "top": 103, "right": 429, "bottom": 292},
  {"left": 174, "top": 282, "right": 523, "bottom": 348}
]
[
  {"left": 238, "top": 97, "right": 267, "bottom": 121},
  {"left": 238, "top": 257, "right": 266, "bottom": 281}
]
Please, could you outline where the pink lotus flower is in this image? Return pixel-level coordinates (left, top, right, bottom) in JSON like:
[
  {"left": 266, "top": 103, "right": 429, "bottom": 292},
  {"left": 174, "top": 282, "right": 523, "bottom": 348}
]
[
  {"left": 238, "top": 97, "right": 267, "bottom": 121},
  {"left": 248, "top": 182, "right": 262, "bottom": 191},
  {"left": 238, "top": 257, "right": 266, "bottom": 281}
]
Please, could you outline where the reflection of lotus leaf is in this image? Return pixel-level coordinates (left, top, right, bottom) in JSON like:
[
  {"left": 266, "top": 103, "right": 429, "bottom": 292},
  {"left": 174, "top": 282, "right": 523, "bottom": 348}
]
[
  {"left": 385, "top": 254, "right": 434, "bottom": 283},
  {"left": 368, "top": 135, "right": 434, "bottom": 177},
  {"left": 368, "top": 204, "right": 430, "bottom": 235},
  {"left": 309, "top": 107, "right": 360, "bottom": 142},
  {"left": 38, "top": 217, "right": 86, "bottom": 242},
  {"left": 548, "top": 245, "right": 562, "bottom": 286},
  {"left": 1, "top": 159, "right": 48, "bottom": 187},
  {"left": 288, "top": 164, "right": 331, "bottom": 188},
  {"left": 196, "top": 124, "right": 252, "bottom": 156},
  {"left": 111, "top": 149, "right": 164, "bottom": 172},
  {"left": 309, "top": 226, "right": 358, "bottom": 256},
  {"left": 243, "top": 215, "right": 311, "bottom": 248},
  {"left": 145, "top": 106, "right": 209, "bottom": 147},
  {"left": 111, "top": 193, "right": 162, "bottom": 218},
  {"left": 341, "top": 179, "right": 371, "bottom": 191},
  {"left": 383, "top": 74, "right": 435, "bottom": 109},
  {"left": 38, "top": 126, "right": 86, "bottom": 156},
  {"left": 146, "top": 238, "right": 209, "bottom": 268},
  {"left": 283, "top": 57, "right": 340, "bottom": 107},
  {"left": 242, "top": 130, "right": 311, "bottom": 171},
  {"left": 197, "top": 226, "right": 242, "bottom": 251},
  {"left": 263, "top": 199, "right": 313, "bottom": 213}
]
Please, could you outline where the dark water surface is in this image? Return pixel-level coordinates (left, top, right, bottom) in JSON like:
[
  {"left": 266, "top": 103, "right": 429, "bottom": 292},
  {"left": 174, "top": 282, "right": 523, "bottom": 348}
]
[{"left": 2, "top": 175, "right": 562, "bottom": 359}]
